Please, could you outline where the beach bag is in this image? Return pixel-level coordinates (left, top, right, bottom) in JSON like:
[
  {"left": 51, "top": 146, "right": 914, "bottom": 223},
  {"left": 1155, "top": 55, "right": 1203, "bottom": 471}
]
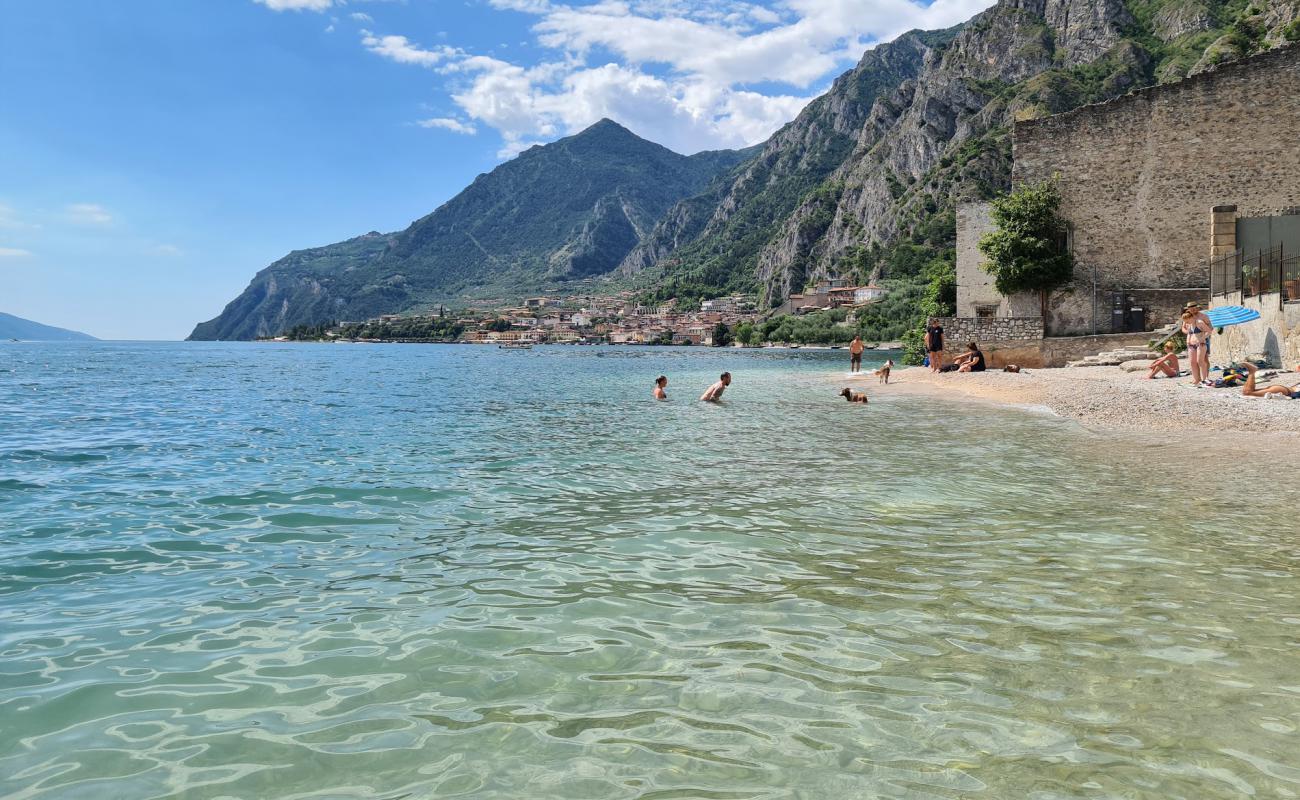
[{"left": 922, "top": 355, "right": 930, "bottom": 367}]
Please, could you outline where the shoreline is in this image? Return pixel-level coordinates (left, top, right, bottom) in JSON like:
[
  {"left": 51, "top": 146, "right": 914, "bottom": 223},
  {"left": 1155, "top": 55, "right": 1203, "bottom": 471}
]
[{"left": 840, "top": 361, "right": 1300, "bottom": 437}]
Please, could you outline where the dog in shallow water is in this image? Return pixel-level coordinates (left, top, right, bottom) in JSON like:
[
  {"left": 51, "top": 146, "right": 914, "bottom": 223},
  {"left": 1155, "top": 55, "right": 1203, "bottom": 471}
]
[{"left": 840, "top": 387, "right": 868, "bottom": 403}]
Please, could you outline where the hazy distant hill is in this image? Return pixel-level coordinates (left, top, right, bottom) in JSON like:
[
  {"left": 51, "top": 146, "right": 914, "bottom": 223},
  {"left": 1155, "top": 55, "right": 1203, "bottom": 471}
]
[
  {"left": 189, "top": 120, "right": 756, "bottom": 341},
  {"left": 0, "top": 312, "right": 97, "bottom": 341}
]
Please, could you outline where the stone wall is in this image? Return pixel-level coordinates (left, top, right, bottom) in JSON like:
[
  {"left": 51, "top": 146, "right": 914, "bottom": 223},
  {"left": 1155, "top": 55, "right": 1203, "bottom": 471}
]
[
  {"left": 1214, "top": 292, "right": 1300, "bottom": 366},
  {"left": 928, "top": 316, "right": 1044, "bottom": 367},
  {"left": 955, "top": 203, "right": 998, "bottom": 317},
  {"left": 955, "top": 202, "right": 1040, "bottom": 318},
  {"left": 1012, "top": 44, "right": 1300, "bottom": 336},
  {"left": 928, "top": 317, "right": 1158, "bottom": 367}
]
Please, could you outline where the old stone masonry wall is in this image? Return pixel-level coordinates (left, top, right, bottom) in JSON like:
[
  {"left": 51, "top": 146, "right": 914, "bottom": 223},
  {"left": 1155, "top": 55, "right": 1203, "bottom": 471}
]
[
  {"left": 929, "top": 316, "right": 1045, "bottom": 365},
  {"left": 934, "top": 317, "right": 1046, "bottom": 345},
  {"left": 1013, "top": 44, "right": 1300, "bottom": 335}
]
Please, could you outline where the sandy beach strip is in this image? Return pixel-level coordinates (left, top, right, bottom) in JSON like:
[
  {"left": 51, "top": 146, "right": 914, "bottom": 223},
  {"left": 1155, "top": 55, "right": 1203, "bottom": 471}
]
[{"left": 846, "top": 359, "right": 1300, "bottom": 436}]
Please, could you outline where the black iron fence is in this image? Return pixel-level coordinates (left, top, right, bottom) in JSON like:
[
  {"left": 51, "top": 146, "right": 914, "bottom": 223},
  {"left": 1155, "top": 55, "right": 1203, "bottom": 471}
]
[
  {"left": 1285, "top": 251, "right": 1300, "bottom": 303},
  {"left": 1212, "top": 245, "right": 1300, "bottom": 305},
  {"left": 1210, "top": 249, "right": 1241, "bottom": 297}
]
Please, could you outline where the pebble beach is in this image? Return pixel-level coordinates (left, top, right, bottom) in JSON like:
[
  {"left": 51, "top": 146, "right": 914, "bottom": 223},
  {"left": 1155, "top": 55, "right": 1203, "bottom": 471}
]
[{"left": 867, "top": 359, "right": 1300, "bottom": 436}]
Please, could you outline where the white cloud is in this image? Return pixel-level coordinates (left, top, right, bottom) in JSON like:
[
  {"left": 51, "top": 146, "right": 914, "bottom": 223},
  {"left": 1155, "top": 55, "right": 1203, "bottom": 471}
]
[
  {"left": 350, "top": 12, "right": 374, "bottom": 22},
  {"left": 418, "top": 117, "right": 479, "bottom": 134},
  {"left": 253, "top": 0, "right": 333, "bottom": 11},
  {"left": 355, "top": 0, "right": 994, "bottom": 156},
  {"left": 360, "top": 30, "right": 454, "bottom": 67},
  {"left": 0, "top": 247, "right": 32, "bottom": 258},
  {"left": 153, "top": 244, "right": 184, "bottom": 256},
  {"left": 0, "top": 204, "right": 40, "bottom": 230},
  {"left": 66, "top": 203, "right": 113, "bottom": 226}
]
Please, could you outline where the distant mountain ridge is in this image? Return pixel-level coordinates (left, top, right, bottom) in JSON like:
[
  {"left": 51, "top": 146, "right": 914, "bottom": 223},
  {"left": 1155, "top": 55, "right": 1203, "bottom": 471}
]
[
  {"left": 191, "top": 0, "right": 1300, "bottom": 340},
  {"left": 0, "top": 312, "right": 97, "bottom": 341},
  {"left": 189, "top": 120, "right": 756, "bottom": 341}
]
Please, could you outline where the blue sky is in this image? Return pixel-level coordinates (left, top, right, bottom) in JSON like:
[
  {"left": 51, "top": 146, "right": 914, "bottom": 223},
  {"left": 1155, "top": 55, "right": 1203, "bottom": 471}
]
[{"left": 0, "top": 0, "right": 989, "bottom": 339}]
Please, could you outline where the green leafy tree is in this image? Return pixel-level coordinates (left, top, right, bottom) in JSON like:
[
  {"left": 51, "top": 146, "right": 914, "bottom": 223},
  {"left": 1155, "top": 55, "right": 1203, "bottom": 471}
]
[
  {"left": 711, "top": 322, "right": 733, "bottom": 347},
  {"left": 734, "top": 321, "right": 756, "bottom": 346},
  {"left": 977, "top": 178, "right": 1072, "bottom": 317}
]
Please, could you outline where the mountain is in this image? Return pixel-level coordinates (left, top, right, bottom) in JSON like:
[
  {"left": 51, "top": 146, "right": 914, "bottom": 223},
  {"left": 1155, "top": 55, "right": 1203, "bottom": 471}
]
[
  {"left": 629, "top": 0, "right": 1300, "bottom": 307},
  {"left": 192, "top": 0, "right": 1299, "bottom": 341},
  {"left": 189, "top": 120, "right": 756, "bottom": 341},
  {"left": 0, "top": 312, "right": 97, "bottom": 341}
]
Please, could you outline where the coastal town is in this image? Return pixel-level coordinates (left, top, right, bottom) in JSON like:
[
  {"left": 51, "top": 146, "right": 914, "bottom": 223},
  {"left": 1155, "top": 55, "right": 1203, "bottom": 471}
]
[{"left": 276, "top": 278, "right": 895, "bottom": 347}]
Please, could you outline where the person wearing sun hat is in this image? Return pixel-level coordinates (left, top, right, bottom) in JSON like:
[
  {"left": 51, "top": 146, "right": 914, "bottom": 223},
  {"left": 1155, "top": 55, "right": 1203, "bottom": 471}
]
[{"left": 1182, "top": 300, "right": 1214, "bottom": 386}]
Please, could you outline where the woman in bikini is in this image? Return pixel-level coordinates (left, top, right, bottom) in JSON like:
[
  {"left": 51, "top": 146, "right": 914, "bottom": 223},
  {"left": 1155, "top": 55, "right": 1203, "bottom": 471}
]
[
  {"left": 1180, "top": 308, "right": 1209, "bottom": 385},
  {"left": 1240, "top": 362, "right": 1300, "bottom": 399},
  {"left": 653, "top": 375, "right": 668, "bottom": 400}
]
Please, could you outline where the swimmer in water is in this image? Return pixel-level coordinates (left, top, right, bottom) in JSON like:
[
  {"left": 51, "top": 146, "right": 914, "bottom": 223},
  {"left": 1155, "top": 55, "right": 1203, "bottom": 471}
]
[{"left": 701, "top": 372, "right": 731, "bottom": 402}]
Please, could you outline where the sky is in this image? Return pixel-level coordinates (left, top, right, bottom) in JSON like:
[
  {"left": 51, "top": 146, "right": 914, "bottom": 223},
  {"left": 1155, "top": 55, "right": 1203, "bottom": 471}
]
[{"left": 0, "top": 0, "right": 991, "bottom": 340}]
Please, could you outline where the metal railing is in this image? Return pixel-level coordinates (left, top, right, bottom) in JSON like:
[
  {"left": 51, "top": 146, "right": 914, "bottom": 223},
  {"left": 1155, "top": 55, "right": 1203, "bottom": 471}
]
[
  {"left": 1214, "top": 245, "right": 1298, "bottom": 307},
  {"left": 1242, "top": 246, "right": 1283, "bottom": 298},
  {"left": 1285, "top": 252, "right": 1300, "bottom": 303},
  {"left": 1210, "top": 249, "right": 1241, "bottom": 297}
]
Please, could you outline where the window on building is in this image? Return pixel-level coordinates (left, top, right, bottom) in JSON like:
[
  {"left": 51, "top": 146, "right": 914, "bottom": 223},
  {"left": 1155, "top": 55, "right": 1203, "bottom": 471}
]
[{"left": 975, "top": 304, "right": 998, "bottom": 318}]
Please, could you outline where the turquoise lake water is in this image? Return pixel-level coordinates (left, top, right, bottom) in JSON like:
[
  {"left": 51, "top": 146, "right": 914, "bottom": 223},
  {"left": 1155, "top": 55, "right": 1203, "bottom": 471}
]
[{"left": 1, "top": 341, "right": 1298, "bottom": 799}]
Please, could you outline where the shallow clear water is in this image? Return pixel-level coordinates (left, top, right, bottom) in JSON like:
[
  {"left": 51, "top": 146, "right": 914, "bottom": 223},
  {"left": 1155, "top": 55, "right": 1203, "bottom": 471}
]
[{"left": 1, "top": 342, "right": 1298, "bottom": 800}]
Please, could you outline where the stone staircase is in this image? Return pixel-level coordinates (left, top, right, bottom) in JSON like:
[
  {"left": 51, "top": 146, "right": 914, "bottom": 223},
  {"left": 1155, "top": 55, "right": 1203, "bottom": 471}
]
[
  {"left": 1064, "top": 324, "right": 1178, "bottom": 368},
  {"left": 1065, "top": 345, "right": 1155, "bottom": 367}
]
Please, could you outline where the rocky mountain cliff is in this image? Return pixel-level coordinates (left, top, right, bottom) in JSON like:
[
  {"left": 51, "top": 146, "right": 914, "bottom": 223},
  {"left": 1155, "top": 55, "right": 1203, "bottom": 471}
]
[
  {"left": 630, "top": 0, "right": 1300, "bottom": 307},
  {"left": 189, "top": 120, "right": 754, "bottom": 341},
  {"left": 191, "top": 0, "right": 1299, "bottom": 339}
]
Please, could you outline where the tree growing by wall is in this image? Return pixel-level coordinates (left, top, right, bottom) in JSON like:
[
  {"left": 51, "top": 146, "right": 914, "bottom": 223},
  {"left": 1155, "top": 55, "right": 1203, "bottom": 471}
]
[{"left": 977, "top": 178, "right": 1072, "bottom": 318}]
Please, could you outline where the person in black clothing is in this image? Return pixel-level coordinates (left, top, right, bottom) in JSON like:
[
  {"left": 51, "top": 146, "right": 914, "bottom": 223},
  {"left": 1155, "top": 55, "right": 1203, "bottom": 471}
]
[
  {"left": 953, "top": 341, "right": 987, "bottom": 372},
  {"left": 925, "top": 323, "right": 945, "bottom": 372}
]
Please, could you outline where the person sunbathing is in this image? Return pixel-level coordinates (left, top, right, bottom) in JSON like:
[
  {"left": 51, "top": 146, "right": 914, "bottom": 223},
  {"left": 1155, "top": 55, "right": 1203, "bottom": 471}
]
[
  {"left": 1240, "top": 362, "right": 1300, "bottom": 398},
  {"left": 1146, "top": 342, "right": 1180, "bottom": 379},
  {"left": 840, "top": 388, "right": 868, "bottom": 403}
]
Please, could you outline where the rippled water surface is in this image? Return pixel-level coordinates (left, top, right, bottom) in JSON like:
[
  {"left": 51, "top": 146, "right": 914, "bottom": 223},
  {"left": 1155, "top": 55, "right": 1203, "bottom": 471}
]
[{"left": 2, "top": 342, "right": 1299, "bottom": 800}]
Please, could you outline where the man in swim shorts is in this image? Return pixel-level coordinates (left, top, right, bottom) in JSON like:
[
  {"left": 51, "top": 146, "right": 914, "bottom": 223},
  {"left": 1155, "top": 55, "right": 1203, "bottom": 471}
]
[{"left": 849, "top": 336, "right": 864, "bottom": 373}]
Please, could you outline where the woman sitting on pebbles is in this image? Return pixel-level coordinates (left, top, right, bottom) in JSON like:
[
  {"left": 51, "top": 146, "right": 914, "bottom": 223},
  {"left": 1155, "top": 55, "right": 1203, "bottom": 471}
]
[
  {"left": 952, "top": 342, "right": 987, "bottom": 373},
  {"left": 1146, "top": 341, "right": 1180, "bottom": 379}
]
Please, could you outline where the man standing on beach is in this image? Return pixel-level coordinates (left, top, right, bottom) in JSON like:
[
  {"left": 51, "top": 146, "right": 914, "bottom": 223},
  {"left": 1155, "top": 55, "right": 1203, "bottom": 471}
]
[
  {"left": 925, "top": 322, "right": 944, "bottom": 372},
  {"left": 701, "top": 372, "right": 731, "bottom": 402},
  {"left": 849, "top": 336, "right": 865, "bottom": 373}
]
